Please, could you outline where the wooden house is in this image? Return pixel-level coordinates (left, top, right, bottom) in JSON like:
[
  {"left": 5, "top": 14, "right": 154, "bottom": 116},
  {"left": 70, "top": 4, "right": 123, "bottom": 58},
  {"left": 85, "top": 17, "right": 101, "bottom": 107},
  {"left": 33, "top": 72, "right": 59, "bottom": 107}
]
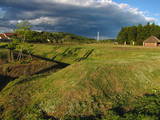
[{"left": 143, "top": 36, "right": 160, "bottom": 47}]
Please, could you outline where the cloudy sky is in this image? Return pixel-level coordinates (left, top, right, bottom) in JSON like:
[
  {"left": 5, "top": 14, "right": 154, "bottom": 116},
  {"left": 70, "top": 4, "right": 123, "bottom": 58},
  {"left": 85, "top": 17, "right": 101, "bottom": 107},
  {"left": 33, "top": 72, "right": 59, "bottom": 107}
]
[{"left": 0, "top": 0, "right": 159, "bottom": 38}]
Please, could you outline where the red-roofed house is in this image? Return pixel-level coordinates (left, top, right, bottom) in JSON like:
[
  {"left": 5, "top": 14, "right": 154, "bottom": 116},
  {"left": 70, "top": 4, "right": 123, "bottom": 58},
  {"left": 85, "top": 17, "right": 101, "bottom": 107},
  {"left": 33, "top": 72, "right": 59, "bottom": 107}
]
[{"left": 0, "top": 33, "right": 16, "bottom": 41}]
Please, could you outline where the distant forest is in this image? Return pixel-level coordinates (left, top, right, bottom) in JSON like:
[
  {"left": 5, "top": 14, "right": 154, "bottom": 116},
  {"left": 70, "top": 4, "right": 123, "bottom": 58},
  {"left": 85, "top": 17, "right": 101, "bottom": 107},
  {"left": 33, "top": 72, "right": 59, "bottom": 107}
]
[
  {"left": 14, "top": 31, "right": 96, "bottom": 44},
  {"left": 116, "top": 23, "right": 160, "bottom": 45}
]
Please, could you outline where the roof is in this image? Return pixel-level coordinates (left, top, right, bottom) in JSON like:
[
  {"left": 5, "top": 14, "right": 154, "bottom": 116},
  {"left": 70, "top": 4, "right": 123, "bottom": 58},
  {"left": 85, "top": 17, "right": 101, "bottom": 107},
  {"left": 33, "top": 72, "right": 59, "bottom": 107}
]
[
  {"left": 0, "top": 34, "right": 6, "bottom": 39},
  {"left": 143, "top": 36, "right": 160, "bottom": 43},
  {"left": 0, "top": 33, "right": 16, "bottom": 39},
  {"left": 5, "top": 33, "right": 16, "bottom": 36}
]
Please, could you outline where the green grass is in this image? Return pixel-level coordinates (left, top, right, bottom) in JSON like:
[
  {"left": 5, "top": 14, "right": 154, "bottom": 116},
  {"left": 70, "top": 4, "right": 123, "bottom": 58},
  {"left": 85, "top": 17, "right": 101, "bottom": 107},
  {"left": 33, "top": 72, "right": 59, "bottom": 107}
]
[
  {"left": 0, "top": 49, "right": 8, "bottom": 59},
  {"left": 0, "top": 42, "right": 8, "bottom": 46},
  {"left": 32, "top": 43, "right": 160, "bottom": 64},
  {"left": 102, "top": 92, "right": 160, "bottom": 120},
  {"left": 32, "top": 44, "right": 95, "bottom": 64},
  {"left": 0, "top": 43, "right": 160, "bottom": 119},
  {"left": 0, "top": 49, "right": 8, "bottom": 64}
]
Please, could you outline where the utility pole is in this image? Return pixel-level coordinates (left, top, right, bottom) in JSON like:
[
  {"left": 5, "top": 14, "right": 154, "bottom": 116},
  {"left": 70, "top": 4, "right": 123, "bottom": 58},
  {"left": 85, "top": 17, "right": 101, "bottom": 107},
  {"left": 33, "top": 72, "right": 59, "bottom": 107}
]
[{"left": 97, "top": 32, "right": 100, "bottom": 41}]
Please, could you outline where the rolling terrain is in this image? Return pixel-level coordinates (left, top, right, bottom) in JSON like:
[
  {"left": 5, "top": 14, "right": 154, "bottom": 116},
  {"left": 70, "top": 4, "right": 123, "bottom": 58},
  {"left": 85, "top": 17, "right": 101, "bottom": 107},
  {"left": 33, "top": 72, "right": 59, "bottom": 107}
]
[{"left": 0, "top": 43, "right": 160, "bottom": 120}]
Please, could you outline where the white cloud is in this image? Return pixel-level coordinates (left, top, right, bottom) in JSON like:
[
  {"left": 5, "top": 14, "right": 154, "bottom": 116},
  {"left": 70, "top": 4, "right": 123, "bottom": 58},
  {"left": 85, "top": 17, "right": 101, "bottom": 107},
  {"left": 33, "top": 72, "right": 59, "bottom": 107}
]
[
  {"left": 33, "top": 0, "right": 113, "bottom": 6},
  {"left": 9, "top": 20, "right": 23, "bottom": 24},
  {"left": 10, "top": 17, "right": 59, "bottom": 25},
  {"left": 29, "top": 17, "right": 59, "bottom": 25},
  {"left": 145, "top": 17, "right": 156, "bottom": 22}
]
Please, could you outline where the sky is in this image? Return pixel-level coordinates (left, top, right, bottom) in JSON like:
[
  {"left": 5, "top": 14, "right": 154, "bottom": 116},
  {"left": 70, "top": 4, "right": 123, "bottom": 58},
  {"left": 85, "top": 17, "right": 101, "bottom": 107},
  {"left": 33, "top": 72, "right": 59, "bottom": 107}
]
[
  {"left": 0, "top": 0, "right": 159, "bottom": 39},
  {"left": 114, "top": 0, "right": 160, "bottom": 24}
]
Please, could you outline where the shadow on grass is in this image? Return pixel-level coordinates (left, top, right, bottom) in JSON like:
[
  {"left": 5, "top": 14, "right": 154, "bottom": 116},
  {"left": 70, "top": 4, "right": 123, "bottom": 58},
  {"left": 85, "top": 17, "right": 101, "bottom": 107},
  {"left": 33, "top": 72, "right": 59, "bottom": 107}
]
[
  {"left": 75, "top": 49, "right": 94, "bottom": 62},
  {"left": 31, "top": 54, "right": 70, "bottom": 66},
  {"left": 0, "top": 45, "right": 7, "bottom": 49},
  {"left": 14, "top": 63, "right": 68, "bottom": 85},
  {"left": 35, "top": 63, "right": 67, "bottom": 75},
  {"left": 64, "top": 114, "right": 102, "bottom": 120},
  {"left": 40, "top": 111, "right": 102, "bottom": 120},
  {"left": 41, "top": 111, "right": 59, "bottom": 120},
  {"left": 0, "top": 74, "right": 15, "bottom": 91}
]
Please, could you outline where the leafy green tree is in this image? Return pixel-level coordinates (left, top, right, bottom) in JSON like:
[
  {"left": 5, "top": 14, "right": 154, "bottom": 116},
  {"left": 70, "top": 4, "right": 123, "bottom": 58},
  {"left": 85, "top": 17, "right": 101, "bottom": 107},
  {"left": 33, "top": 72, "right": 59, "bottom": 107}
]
[
  {"left": 15, "top": 21, "right": 32, "bottom": 42},
  {"left": 14, "top": 21, "right": 33, "bottom": 61},
  {"left": 117, "top": 23, "right": 160, "bottom": 45}
]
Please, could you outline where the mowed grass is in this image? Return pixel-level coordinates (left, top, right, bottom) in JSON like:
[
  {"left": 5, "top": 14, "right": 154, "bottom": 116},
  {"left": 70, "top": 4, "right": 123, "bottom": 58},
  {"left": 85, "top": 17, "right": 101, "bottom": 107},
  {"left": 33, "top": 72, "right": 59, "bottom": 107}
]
[
  {"left": 32, "top": 43, "right": 160, "bottom": 64},
  {"left": 0, "top": 43, "right": 160, "bottom": 119},
  {"left": 32, "top": 44, "right": 95, "bottom": 64}
]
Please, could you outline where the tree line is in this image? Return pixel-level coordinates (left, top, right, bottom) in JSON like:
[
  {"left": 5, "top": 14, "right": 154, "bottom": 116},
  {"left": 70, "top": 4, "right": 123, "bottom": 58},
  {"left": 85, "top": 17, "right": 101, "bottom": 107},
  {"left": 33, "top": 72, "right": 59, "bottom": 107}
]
[
  {"left": 13, "top": 28, "right": 96, "bottom": 44},
  {"left": 116, "top": 23, "right": 160, "bottom": 45}
]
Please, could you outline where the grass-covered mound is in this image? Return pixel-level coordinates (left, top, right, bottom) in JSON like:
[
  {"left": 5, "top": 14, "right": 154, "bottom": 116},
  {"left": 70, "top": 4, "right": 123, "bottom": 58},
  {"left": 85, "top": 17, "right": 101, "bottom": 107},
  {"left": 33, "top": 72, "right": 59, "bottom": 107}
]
[
  {"left": 0, "top": 43, "right": 160, "bottom": 119},
  {"left": 0, "top": 58, "right": 160, "bottom": 119}
]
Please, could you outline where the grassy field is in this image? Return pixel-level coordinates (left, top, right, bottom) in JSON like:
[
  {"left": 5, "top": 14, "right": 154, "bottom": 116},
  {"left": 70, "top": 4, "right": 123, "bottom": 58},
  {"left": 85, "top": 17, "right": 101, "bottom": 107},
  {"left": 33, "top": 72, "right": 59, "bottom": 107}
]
[
  {"left": 32, "top": 43, "right": 160, "bottom": 63},
  {"left": 0, "top": 43, "right": 160, "bottom": 119}
]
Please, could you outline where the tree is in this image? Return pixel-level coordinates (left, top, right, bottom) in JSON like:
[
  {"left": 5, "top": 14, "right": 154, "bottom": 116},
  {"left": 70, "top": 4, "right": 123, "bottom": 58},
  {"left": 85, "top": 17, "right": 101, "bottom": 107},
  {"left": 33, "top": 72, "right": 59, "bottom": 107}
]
[
  {"left": 7, "top": 41, "right": 17, "bottom": 62},
  {"left": 14, "top": 21, "right": 33, "bottom": 61},
  {"left": 15, "top": 21, "right": 32, "bottom": 42},
  {"left": 116, "top": 23, "right": 160, "bottom": 45},
  {"left": 117, "top": 27, "right": 128, "bottom": 44}
]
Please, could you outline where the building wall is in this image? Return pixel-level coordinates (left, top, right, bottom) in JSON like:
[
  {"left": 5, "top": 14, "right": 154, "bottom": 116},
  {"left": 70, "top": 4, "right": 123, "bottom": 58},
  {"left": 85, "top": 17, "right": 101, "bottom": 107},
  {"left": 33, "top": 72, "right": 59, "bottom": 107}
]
[{"left": 143, "top": 43, "right": 157, "bottom": 47}]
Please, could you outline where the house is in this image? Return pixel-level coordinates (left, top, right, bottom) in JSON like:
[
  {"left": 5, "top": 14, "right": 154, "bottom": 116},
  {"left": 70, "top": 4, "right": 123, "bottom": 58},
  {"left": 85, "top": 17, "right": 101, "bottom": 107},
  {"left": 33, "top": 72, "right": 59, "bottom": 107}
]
[
  {"left": 0, "top": 33, "right": 16, "bottom": 42},
  {"left": 143, "top": 36, "right": 160, "bottom": 47},
  {"left": 0, "top": 34, "right": 7, "bottom": 40}
]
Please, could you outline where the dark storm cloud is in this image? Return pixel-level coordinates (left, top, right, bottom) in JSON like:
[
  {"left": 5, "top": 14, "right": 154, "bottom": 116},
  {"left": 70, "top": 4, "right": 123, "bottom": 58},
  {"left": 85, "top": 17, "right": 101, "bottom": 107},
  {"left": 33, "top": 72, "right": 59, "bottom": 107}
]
[{"left": 0, "top": 0, "right": 155, "bottom": 38}]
